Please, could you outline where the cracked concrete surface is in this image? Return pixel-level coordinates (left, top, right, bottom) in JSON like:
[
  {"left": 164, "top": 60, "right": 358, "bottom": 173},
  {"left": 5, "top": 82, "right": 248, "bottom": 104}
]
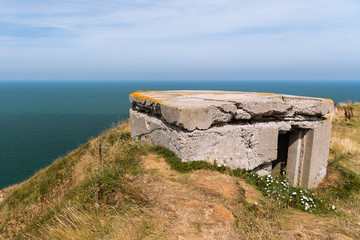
[{"left": 130, "top": 90, "right": 333, "bottom": 131}]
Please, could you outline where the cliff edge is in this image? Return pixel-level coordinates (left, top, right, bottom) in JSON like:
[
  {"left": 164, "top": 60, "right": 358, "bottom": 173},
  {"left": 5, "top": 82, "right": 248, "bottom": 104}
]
[{"left": 1, "top": 103, "right": 360, "bottom": 239}]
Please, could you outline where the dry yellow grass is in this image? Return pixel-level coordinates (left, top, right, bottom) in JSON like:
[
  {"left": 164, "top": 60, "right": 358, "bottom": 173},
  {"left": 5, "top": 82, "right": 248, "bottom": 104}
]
[
  {"left": 2, "top": 110, "right": 360, "bottom": 239},
  {"left": 72, "top": 153, "right": 99, "bottom": 185},
  {"left": 331, "top": 137, "right": 360, "bottom": 155},
  {"left": 26, "top": 205, "right": 114, "bottom": 240}
]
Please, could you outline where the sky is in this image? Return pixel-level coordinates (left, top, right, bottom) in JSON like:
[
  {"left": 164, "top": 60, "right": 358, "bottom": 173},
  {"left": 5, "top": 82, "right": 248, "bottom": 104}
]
[{"left": 0, "top": 0, "right": 360, "bottom": 81}]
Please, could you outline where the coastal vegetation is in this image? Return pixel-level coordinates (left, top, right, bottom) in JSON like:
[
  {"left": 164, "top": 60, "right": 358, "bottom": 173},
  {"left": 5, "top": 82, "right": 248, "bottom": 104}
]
[{"left": 1, "top": 104, "right": 360, "bottom": 239}]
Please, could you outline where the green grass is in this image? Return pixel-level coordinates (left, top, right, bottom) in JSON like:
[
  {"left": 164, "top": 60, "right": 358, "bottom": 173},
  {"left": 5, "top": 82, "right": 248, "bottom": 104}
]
[
  {"left": 65, "top": 132, "right": 147, "bottom": 208},
  {"left": 318, "top": 152, "right": 360, "bottom": 201},
  {"left": 0, "top": 124, "right": 146, "bottom": 239},
  {"left": 148, "top": 146, "right": 228, "bottom": 173},
  {"left": 1, "top": 144, "right": 88, "bottom": 209},
  {"left": 71, "top": 164, "right": 146, "bottom": 208}
]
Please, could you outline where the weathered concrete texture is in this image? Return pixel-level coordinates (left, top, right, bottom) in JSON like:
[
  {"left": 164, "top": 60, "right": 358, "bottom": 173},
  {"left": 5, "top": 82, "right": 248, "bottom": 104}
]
[
  {"left": 285, "top": 118, "right": 332, "bottom": 188},
  {"left": 130, "top": 91, "right": 334, "bottom": 188},
  {"left": 131, "top": 109, "right": 276, "bottom": 170},
  {"left": 131, "top": 109, "right": 326, "bottom": 174},
  {"left": 306, "top": 118, "right": 332, "bottom": 188},
  {"left": 130, "top": 91, "right": 334, "bottom": 131}
]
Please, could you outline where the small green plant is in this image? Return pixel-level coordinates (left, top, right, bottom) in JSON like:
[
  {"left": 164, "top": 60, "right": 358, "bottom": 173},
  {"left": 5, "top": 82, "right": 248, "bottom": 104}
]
[
  {"left": 73, "top": 165, "right": 146, "bottom": 209},
  {"left": 101, "top": 142, "right": 111, "bottom": 152},
  {"left": 71, "top": 137, "right": 146, "bottom": 207},
  {"left": 118, "top": 131, "right": 131, "bottom": 140},
  {"left": 243, "top": 173, "right": 336, "bottom": 213}
]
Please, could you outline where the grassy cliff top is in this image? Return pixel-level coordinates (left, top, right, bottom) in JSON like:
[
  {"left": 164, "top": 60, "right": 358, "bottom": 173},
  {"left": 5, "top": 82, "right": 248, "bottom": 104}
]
[{"left": 1, "top": 104, "right": 360, "bottom": 239}]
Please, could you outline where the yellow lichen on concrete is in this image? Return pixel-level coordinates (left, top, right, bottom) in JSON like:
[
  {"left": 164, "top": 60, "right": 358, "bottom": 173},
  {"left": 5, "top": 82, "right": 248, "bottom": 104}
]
[
  {"left": 130, "top": 91, "right": 163, "bottom": 104},
  {"left": 131, "top": 91, "right": 279, "bottom": 103},
  {"left": 322, "top": 98, "right": 334, "bottom": 105},
  {"left": 253, "top": 92, "right": 276, "bottom": 96}
]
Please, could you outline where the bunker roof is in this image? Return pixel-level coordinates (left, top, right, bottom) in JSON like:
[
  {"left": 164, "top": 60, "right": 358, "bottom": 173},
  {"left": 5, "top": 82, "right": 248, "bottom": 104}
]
[{"left": 130, "top": 90, "right": 334, "bottom": 131}]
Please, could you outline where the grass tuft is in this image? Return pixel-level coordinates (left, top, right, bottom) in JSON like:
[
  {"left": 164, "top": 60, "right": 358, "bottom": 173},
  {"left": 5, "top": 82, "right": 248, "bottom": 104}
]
[
  {"left": 318, "top": 153, "right": 360, "bottom": 201},
  {"left": 148, "top": 146, "right": 228, "bottom": 173}
]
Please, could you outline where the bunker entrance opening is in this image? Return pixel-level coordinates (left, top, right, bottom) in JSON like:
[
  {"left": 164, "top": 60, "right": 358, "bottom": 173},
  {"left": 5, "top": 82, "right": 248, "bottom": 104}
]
[{"left": 272, "top": 132, "right": 291, "bottom": 176}]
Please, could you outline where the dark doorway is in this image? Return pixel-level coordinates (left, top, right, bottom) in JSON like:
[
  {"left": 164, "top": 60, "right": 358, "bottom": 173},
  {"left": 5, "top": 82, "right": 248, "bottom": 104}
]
[{"left": 272, "top": 132, "right": 290, "bottom": 176}]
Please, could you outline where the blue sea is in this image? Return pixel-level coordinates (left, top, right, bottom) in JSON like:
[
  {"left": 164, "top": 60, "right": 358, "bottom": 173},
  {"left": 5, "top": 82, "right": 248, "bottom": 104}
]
[{"left": 1, "top": 80, "right": 359, "bottom": 189}]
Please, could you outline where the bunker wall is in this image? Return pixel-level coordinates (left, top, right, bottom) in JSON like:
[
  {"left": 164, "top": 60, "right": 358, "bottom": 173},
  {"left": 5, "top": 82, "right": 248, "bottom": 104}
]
[
  {"left": 286, "top": 118, "right": 332, "bottom": 188},
  {"left": 130, "top": 109, "right": 332, "bottom": 188}
]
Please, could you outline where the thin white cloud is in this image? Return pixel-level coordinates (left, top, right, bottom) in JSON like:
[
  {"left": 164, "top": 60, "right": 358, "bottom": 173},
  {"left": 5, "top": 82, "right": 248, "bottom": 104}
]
[{"left": 0, "top": 0, "right": 359, "bottom": 80}]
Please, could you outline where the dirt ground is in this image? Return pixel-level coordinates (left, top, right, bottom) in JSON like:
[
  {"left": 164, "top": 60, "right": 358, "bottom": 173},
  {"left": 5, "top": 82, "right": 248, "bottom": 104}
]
[{"left": 128, "top": 154, "right": 356, "bottom": 240}]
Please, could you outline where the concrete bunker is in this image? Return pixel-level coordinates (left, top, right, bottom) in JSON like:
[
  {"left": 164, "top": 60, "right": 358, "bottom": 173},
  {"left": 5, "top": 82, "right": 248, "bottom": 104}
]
[{"left": 129, "top": 90, "right": 334, "bottom": 188}]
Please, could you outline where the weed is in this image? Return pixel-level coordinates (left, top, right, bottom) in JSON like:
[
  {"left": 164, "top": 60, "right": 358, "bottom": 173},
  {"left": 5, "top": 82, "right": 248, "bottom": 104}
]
[
  {"left": 243, "top": 173, "right": 336, "bottom": 214},
  {"left": 73, "top": 165, "right": 145, "bottom": 207},
  {"left": 118, "top": 131, "right": 131, "bottom": 140}
]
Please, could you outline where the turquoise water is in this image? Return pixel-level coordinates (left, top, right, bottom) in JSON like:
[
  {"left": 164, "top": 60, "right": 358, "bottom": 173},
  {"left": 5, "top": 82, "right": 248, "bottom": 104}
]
[{"left": 1, "top": 80, "right": 359, "bottom": 189}]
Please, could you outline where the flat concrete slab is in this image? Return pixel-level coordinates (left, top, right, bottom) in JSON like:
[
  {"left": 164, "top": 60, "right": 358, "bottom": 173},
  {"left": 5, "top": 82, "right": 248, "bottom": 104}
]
[{"left": 130, "top": 90, "right": 334, "bottom": 131}]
